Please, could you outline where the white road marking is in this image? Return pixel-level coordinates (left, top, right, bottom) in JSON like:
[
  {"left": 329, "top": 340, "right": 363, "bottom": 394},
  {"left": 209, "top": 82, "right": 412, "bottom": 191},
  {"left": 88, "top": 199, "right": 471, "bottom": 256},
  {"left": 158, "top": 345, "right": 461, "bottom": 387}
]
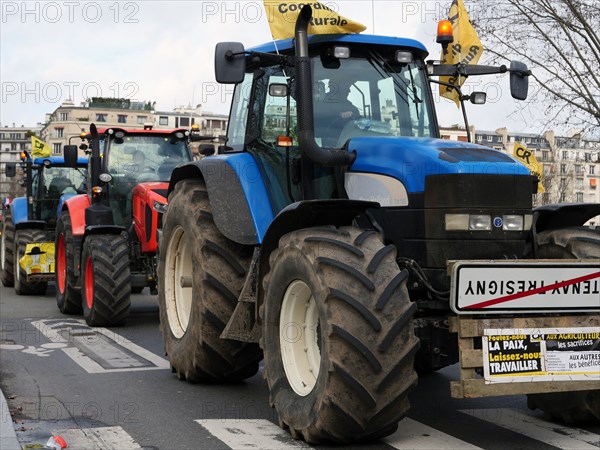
[
  {"left": 384, "top": 417, "right": 483, "bottom": 449},
  {"left": 31, "top": 319, "right": 169, "bottom": 373},
  {"left": 195, "top": 418, "right": 313, "bottom": 449},
  {"left": 52, "top": 426, "right": 141, "bottom": 449},
  {"left": 461, "top": 408, "right": 600, "bottom": 449}
]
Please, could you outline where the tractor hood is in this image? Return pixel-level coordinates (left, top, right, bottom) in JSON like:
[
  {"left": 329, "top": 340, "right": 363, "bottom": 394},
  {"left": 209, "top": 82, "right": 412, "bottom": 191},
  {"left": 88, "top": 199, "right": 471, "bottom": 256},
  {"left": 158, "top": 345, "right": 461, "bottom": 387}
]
[{"left": 348, "top": 137, "right": 531, "bottom": 194}]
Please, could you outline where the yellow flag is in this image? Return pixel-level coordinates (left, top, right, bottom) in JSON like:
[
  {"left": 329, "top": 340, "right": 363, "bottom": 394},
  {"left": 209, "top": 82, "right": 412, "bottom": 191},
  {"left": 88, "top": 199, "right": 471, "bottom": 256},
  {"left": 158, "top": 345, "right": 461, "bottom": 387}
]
[
  {"left": 440, "top": 0, "right": 484, "bottom": 107},
  {"left": 513, "top": 142, "right": 545, "bottom": 193},
  {"left": 264, "top": 1, "right": 366, "bottom": 40},
  {"left": 31, "top": 136, "right": 52, "bottom": 158}
]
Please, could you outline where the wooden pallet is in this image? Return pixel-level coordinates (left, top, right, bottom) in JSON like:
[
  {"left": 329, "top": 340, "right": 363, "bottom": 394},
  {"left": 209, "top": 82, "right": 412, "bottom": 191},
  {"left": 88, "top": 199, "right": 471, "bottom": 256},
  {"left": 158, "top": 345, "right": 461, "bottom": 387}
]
[{"left": 449, "top": 315, "right": 600, "bottom": 398}]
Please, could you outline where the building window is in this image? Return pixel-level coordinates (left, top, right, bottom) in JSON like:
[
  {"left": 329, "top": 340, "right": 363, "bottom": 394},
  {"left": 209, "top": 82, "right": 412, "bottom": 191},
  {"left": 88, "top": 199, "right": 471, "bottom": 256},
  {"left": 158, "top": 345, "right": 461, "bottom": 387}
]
[
  {"left": 575, "top": 165, "right": 583, "bottom": 175},
  {"left": 590, "top": 165, "right": 595, "bottom": 175},
  {"left": 53, "top": 143, "right": 61, "bottom": 155},
  {"left": 487, "top": 135, "right": 492, "bottom": 142},
  {"left": 96, "top": 114, "right": 107, "bottom": 122},
  {"left": 497, "top": 136, "right": 503, "bottom": 143},
  {"left": 137, "top": 116, "right": 147, "bottom": 124},
  {"left": 562, "top": 150, "right": 568, "bottom": 159},
  {"left": 559, "top": 192, "right": 566, "bottom": 202},
  {"left": 10, "top": 143, "right": 17, "bottom": 151},
  {"left": 159, "top": 116, "right": 168, "bottom": 126},
  {"left": 118, "top": 115, "right": 127, "bottom": 123},
  {"left": 542, "top": 192, "right": 549, "bottom": 204},
  {"left": 476, "top": 134, "right": 482, "bottom": 142},
  {"left": 560, "top": 178, "right": 566, "bottom": 189},
  {"left": 560, "top": 164, "right": 567, "bottom": 174},
  {"left": 576, "top": 178, "right": 583, "bottom": 190},
  {"left": 180, "top": 117, "right": 190, "bottom": 127},
  {"left": 9, "top": 133, "right": 21, "bottom": 139},
  {"left": 59, "top": 112, "right": 68, "bottom": 121},
  {"left": 542, "top": 150, "right": 548, "bottom": 161},
  {"left": 576, "top": 192, "right": 583, "bottom": 202},
  {"left": 55, "top": 128, "right": 64, "bottom": 138}
]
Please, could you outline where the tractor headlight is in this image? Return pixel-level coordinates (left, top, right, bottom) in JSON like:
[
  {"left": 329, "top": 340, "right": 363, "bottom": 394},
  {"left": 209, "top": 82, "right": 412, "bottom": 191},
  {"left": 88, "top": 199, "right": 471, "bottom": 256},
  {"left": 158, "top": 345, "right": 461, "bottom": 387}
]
[
  {"left": 469, "top": 215, "right": 491, "bottom": 230},
  {"left": 344, "top": 173, "right": 408, "bottom": 207},
  {"left": 502, "top": 215, "right": 524, "bottom": 231},
  {"left": 153, "top": 201, "right": 168, "bottom": 214}
]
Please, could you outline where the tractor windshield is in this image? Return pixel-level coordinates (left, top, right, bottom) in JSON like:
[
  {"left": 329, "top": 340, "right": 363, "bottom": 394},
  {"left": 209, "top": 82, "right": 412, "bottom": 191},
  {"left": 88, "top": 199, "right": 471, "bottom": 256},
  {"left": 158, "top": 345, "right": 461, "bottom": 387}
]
[
  {"left": 106, "top": 134, "right": 191, "bottom": 226},
  {"left": 34, "top": 165, "right": 87, "bottom": 224},
  {"left": 312, "top": 50, "right": 435, "bottom": 146}
]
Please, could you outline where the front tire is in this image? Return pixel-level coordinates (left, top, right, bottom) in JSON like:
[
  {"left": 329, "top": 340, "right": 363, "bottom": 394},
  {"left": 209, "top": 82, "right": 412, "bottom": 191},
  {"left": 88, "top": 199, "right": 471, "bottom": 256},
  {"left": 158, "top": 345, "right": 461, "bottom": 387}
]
[
  {"left": 527, "top": 226, "right": 600, "bottom": 423},
  {"left": 81, "top": 233, "right": 131, "bottom": 326},
  {"left": 0, "top": 208, "right": 15, "bottom": 287},
  {"left": 262, "top": 226, "right": 419, "bottom": 443},
  {"left": 158, "top": 180, "right": 261, "bottom": 382},
  {"left": 56, "top": 212, "right": 82, "bottom": 314},
  {"left": 14, "top": 228, "right": 48, "bottom": 295}
]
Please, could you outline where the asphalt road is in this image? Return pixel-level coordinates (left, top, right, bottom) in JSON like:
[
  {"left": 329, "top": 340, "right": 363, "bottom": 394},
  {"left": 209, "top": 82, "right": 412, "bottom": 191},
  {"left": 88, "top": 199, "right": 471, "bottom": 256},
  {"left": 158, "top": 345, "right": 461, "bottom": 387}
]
[{"left": 0, "top": 283, "right": 598, "bottom": 450}]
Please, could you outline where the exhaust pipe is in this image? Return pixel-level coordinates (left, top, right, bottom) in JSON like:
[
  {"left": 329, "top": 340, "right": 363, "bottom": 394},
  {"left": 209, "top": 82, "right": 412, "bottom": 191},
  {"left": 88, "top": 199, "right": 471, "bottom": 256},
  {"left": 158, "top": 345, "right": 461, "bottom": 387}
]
[{"left": 294, "top": 5, "right": 356, "bottom": 167}]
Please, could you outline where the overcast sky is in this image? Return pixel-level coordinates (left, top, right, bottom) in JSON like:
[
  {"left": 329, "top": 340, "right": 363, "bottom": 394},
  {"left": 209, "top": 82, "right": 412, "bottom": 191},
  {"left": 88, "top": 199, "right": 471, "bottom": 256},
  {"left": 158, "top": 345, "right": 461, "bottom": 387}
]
[{"left": 1, "top": 0, "right": 540, "bottom": 133}]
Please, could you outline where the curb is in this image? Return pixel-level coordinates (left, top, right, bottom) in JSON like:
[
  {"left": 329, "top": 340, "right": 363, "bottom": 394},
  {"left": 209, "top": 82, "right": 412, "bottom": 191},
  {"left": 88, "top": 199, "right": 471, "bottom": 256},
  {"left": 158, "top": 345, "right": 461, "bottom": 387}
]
[{"left": 0, "top": 388, "right": 21, "bottom": 449}]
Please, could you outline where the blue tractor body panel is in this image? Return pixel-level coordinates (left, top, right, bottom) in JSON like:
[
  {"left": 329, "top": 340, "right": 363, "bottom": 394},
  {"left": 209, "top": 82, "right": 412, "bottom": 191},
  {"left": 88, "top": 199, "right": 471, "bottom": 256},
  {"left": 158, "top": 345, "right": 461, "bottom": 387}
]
[
  {"left": 348, "top": 137, "right": 531, "bottom": 193},
  {"left": 10, "top": 197, "right": 28, "bottom": 226},
  {"left": 209, "top": 153, "right": 275, "bottom": 243}
]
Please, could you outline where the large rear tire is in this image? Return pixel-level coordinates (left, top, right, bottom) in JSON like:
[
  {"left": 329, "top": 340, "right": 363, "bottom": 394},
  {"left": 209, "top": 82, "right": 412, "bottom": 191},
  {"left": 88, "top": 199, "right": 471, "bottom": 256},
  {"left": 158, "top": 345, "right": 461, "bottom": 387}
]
[
  {"left": 261, "top": 226, "right": 419, "bottom": 443},
  {"left": 56, "top": 212, "right": 82, "bottom": 314},
  {"left": 81, "top": 233, "right": 131, "bottom": 326},
  {"left": 14, "top": 228, "right": 48, "bottom": 295},
  {"left": 527, "top": 226, "right": 600, "bottom": 423},
  {"left": 158, "top": 179, "right": 261, "bottom": 382},
  {"left": 0, "top": 208, "right": 15, "bottom": 287}
]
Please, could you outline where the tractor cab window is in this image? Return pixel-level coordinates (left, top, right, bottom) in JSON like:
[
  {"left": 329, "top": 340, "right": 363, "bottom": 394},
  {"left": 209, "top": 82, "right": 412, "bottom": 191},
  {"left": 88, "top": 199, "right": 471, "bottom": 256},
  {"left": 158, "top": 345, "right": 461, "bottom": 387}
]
[
  {"left": 312, "top": 50, "right": 435, "bottom": 145},
  {"left": 227, "top": 72, "right": 254, "bottom": 151},
  {"left": 105, "top": 135, "right": 190, "bottom": 226},
  {"left": 37, "top": 166, "right": 87, "bottom": 224}
]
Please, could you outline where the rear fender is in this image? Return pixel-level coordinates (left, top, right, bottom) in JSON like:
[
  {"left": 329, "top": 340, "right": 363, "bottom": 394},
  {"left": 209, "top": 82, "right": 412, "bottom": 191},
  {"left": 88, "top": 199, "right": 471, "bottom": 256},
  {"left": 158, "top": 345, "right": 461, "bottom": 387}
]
[
  {"left": 169, "top": 154, "right": 274, "bottom": 245},
  {"left": 10, "top": 197, "right": 28, "bottom": 226},
  {"left": 256, "top": 199, "right": 378, "bottom": 320},
  {"left": 62, "top": 194, "right": 91, "bottom": 237},
  {"left": 534, "top": 203, "right": 600, "bottom": 233}
]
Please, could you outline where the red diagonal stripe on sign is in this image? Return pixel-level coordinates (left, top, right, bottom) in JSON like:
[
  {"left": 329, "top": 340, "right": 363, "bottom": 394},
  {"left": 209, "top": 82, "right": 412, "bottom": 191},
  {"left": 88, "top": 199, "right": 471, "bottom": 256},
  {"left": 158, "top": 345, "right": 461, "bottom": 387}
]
[{"left": 465, "top": 270, "right": 600, "bottom": 309}]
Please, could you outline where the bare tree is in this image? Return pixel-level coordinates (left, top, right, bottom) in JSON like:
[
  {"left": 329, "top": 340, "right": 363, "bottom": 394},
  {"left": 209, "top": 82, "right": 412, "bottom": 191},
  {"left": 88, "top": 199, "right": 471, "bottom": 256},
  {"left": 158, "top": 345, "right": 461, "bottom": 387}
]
[{"left": 471, "top": 0, "right": 600, "bottom": 133}]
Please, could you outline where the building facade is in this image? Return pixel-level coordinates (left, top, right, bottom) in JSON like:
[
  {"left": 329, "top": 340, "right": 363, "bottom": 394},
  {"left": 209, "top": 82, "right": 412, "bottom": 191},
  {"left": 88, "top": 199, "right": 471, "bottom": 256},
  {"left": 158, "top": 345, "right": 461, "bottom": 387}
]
[{"left": 0, "top": 123, "right": 43, "bottom": 199}]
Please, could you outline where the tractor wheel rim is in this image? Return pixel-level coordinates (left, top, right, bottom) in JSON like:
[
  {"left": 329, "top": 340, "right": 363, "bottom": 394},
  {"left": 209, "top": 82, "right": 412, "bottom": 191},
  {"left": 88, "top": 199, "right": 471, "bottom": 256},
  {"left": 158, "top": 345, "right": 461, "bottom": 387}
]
[
  {"left": 165, "top": 226, "right": 193, "bottom": 339},
  {"left": 280, "top": 280, "right": 321, "bottom": 397},
  {"left": 57, "top": 234, "right": 66, "bottom": 293},
  {"left": 85, "top": 256, "right": 94, "bottom": 309},
  {"left": 15, "top": 245, "right": 21, "bottom": 282}
]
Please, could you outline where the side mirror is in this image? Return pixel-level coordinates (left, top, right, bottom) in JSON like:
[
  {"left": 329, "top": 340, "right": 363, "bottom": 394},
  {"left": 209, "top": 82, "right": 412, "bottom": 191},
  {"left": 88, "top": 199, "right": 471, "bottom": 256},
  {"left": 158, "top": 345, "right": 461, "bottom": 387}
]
[
  {"left": 63, "top": 145, "right": 79, "bottom": 167},
  {"left": 198, "top": 144, "right": 216, "bottom": 157},
  {"left": 4, "top": 163, "right": 16, "bottom": 178},
  {"left": 469, "top": 92, "right": 487, "bottom": 105},
  {"left": 215, "top": 42, "right": 246, "bottom": 84},
  {"left": 509, "top": 60, "right": 529, "bottom": 100}
]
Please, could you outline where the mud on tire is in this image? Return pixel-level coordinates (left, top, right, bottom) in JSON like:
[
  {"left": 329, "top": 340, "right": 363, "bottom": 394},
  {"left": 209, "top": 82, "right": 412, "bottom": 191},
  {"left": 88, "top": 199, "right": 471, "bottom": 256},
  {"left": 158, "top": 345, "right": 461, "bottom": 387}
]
[
  {"left": 158, "top": 179, "right": 262, "bottom": 382},
  {"left": 261, "top": 226, "right": 419, "bottom": 443},
  {"left": 0, "top": 208, "right": 15, "bottom": 287},
  {"left": 14, "top": 228, "right": 48, "bottom": 295},
  {"left": 56, "top": 212, "right": 82, "bottom": 314},
  {"left": 81, "top": 233, "right": 131, "bottom": 326},
  {"left": 527, "top": 226, "right": 600, "bottom": 423}
]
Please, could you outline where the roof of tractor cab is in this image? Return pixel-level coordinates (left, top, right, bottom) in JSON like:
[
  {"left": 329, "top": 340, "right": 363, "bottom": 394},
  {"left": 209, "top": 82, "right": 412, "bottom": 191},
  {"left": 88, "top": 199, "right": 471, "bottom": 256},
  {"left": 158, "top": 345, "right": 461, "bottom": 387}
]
[
  {"left": 249, "top": 33, "right": 429, "bottom": 57},
  {"left": 33, "top": 156, "right": 88, "bottom": 166},
  {"left": 94, "top": 128, "right": 189, "bottom": 136}
]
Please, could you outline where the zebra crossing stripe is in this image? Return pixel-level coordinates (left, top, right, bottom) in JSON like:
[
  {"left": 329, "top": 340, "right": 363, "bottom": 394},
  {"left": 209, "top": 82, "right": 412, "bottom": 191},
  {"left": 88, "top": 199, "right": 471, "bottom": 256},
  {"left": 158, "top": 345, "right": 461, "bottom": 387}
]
[
  {"left": 195, "top": 419, "right": 313, "bottom": 449},
  {"left": 384, "top": 417, "right": 483, "bottom": 449},
  {"left": 461, "top": 408, "right": 600, "bottom": 449},
  {"left": 51, "top": 426, "right": 141, "bottom": 449}
]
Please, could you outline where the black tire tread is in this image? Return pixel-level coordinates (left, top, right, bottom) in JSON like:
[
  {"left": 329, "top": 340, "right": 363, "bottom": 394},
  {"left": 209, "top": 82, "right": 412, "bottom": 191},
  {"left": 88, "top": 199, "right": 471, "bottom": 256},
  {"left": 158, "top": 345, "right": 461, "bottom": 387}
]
[
  {"left": 527, "top": 226, "right": 600, "bottom": 423},
  {"left": 1, "top": 208, "right": 15, "bottom": 287},
  {"left": 158, "top": 179, "right": 262, "bottom": 383},
  {"left": 82, "top": 233, "right": 131, "bottom": 326},
  {"left": 56, "top": 212, "right": 82, "bottom": 314},
  {"left": 262, "top": 226, "right": 419, "bottom": 443}
]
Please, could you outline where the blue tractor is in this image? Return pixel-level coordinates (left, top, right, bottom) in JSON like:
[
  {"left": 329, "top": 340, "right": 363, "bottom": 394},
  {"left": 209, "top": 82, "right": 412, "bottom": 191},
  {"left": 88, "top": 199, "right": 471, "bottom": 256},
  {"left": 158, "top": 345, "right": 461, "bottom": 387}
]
[
  {"left": 157, "top": 6, "right": 600, "bottom": 443},
  {"left": 0, "top": 154, "right": 87, "bottom": 295}
]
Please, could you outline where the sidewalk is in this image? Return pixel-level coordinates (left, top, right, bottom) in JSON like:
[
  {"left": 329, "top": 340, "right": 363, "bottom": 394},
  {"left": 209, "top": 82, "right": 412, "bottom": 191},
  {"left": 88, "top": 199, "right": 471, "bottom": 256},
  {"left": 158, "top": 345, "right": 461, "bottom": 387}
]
[{"left": 0, "top": 388, "right": 20, "bottom": 450}]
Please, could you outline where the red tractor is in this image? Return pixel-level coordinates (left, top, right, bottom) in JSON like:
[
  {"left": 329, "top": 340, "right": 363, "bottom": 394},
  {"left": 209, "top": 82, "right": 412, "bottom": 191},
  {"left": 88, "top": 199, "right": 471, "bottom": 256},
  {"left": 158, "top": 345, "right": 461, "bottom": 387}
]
[{"left": 57, "top": 124, "right": 196, "bottom": 326}]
